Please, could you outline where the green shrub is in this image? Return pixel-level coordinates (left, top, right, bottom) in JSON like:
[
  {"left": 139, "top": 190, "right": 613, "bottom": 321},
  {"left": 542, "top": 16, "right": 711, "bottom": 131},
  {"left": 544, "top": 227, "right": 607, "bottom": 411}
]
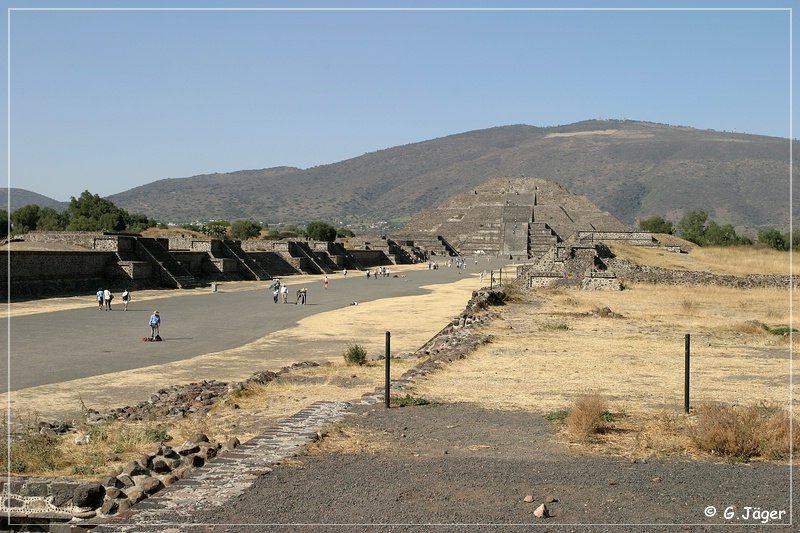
[
  {"left": 390, "top": 394, "right": 431, "bottom": 407},
  {"left": 544, "top": 409, "right": 570, "bottom": 421},
  {"left": 343, "top": 344, "right": 368, "bottom": 366}
]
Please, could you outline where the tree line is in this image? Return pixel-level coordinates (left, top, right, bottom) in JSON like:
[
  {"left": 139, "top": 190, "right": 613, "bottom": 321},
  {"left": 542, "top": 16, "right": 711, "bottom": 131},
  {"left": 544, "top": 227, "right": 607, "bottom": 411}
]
[
  {"left": 2, "top": 191, "right": 355, "bottom": 242},
  {"left": 639, "top": 211, "right": 797, "bottom": 250},
  {"left": 1, "top": 191, "right": 158, "bottom": 238}
]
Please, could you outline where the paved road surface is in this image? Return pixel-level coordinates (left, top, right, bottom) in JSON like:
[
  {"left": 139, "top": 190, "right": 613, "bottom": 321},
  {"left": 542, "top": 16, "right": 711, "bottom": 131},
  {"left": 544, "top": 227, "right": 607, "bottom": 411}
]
[{"left": 3, "top": 260, "right": 510, "bottom": 392}]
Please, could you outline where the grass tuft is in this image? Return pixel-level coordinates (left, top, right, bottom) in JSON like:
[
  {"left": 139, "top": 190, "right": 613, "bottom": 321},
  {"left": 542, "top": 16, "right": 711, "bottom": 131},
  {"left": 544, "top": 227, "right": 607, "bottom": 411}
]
[
  {"left": 390, "top": 394, "right": 432, "bottom": 407},
  {"left": 691, "top": 402, "right": 799, "bottom": 461},
  {"left": 565, "top": 394, "right": 610, "bottom": 440}
]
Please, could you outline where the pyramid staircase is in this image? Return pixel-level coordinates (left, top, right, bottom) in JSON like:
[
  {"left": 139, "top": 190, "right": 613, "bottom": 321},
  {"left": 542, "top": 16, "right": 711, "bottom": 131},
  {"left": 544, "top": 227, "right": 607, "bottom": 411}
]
[
  {"left": 221, "top": 240, "right": 272, "bottom": 281},
  {"left": 134, "top": 238, "right": 201, "bottom": 289}
]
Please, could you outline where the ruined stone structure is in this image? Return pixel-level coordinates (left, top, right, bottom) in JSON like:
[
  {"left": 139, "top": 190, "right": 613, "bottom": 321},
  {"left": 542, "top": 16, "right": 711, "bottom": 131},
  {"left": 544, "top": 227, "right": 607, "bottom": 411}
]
[
  {"left": 396, "top": 177, "right": 635, "bottom": 260},
  {"left": 5, "top": 177, "right": 664, "bottom": 297},
  {"left": 4, "top": 232, "right": 390, "bottom": 299}
]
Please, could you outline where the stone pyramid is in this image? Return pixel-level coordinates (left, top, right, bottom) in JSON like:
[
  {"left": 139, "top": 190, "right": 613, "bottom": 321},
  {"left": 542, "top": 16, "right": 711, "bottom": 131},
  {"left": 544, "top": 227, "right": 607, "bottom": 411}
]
[{"left": 397, "top": 176, "right": 629, "bottom": 258}]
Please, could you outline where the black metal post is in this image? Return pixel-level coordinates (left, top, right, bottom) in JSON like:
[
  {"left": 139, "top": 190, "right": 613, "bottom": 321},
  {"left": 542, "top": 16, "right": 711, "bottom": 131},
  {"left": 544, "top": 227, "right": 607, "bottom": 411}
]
[
  {"left": 499, "top": 268, "right": 502, "bottom": 287},
  {"left": 684, "top": 333, "right": 691, "bottom": 414},
  {"left": 490, "top": 270, "right": 494, "bottom": 289},
  {"left": 385, "top": 331, "right": 391, "bottom": 408}
]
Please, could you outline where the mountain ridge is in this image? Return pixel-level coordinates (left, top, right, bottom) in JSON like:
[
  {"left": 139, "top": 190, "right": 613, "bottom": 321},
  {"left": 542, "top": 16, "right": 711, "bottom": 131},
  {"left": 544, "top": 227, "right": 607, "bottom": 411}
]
[{"left": 9, "top": 120, "right": 797, "bottom": 231}]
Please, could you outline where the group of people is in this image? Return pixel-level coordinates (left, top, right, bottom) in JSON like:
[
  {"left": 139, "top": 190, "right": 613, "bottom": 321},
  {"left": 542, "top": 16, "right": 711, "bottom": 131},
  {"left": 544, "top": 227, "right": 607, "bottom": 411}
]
[
  {"left": 268, "top": 278, "right": 311, "bottom": 305},
  {"left": 366, "top": 267, "right": 391, "bottom": 278},
  {"left": 96, "top": 288, "right": 131, "bottom": 311},
  {"left": 448, "top": 257, "right": 468, "bottom": 269}
]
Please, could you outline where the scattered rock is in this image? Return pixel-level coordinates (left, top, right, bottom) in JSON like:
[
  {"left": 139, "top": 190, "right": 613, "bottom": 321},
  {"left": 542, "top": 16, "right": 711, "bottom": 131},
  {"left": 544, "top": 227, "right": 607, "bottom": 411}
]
[
  {"left": 533, "top": 503, "right": 550, "bottom": 518},
  {"left": 523, "top": 494, "right": 535, "bottom": 503}
]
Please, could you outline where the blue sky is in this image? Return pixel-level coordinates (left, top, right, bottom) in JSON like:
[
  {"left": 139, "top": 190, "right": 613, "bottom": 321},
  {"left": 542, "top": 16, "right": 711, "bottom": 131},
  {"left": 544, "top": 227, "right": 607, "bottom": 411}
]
[{"left": 4, "top": 1, "right": 796, "bottom": 201}]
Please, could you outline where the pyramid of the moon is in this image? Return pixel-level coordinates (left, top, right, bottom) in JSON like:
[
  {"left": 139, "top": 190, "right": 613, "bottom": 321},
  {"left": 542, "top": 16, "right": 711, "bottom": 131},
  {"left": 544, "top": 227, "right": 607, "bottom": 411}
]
[{"left": 397, "top": 177, "right": 629, "bottom": 258}]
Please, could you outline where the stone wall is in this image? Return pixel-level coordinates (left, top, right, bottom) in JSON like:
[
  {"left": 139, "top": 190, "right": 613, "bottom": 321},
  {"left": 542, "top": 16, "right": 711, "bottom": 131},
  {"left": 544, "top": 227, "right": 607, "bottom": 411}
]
[
  {"left": 348, "top": 249, "right": 387, "bottom": 267},
  {"left": 21, "top": 231, "right": 101, "bottom": 249},
  {"left": 576, "top": 231, "right": 655, "bottom": 246},
  {"left": 2, "top": 251, "right": 118, "bottom": 298},
  {"left": 607, "top": 258, "right": 797, "bottom": 289}
]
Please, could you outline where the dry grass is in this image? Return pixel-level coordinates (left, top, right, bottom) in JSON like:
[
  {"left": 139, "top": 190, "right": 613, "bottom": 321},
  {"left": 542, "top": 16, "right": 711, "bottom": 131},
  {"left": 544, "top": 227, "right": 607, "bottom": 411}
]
[
  {"left": 413, "top": 272, "right": 797, "bottom": 460},
  {"left": 691, "top": 402, "right": 799, "bottom": 461},
  {"left": 4, "top": 359, "right": 418, "bottom": 479},
  {"left": 565, "top": 394, "right": 610, "bottom": 440},
  {"left": 609, "top": 242, "right": 799, "bottom": 276}
]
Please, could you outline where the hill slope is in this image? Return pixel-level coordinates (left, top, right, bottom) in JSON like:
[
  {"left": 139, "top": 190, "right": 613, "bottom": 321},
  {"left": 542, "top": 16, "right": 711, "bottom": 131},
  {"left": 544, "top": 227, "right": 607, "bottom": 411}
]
[
  {"left": 13, "top": 120, "right": 798, "bottom": 231},
  {"left": 1, "top": 188, "right": 68, "bottom": 213}
]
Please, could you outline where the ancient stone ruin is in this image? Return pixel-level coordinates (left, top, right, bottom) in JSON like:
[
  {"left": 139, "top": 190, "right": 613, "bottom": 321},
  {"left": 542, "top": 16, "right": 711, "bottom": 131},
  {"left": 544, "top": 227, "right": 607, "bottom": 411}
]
[{"left": 3, "top": 176, "right": 672, "bottom": 297}]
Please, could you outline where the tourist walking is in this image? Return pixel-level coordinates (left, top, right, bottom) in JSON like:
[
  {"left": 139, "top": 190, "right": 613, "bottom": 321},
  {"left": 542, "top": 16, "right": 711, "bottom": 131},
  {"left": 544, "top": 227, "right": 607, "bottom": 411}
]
[
  {"left": 148, "top": 310, "right": 161, "bottom": 341},
  {"left": 104, "top": 289, "right": 113, "bottom": 310},
  {"left": 324, "top": 276, "right": 329, "bottom": 289},
  {"left": 281, "top": 284, "right": 289, "bottom": 304},
  {"left": 343, "top": 268, "right": 347, "bottom": 277},
  {"left": 121, "top": 289, "right": 131, "bottom": 311},
  {"left": 96, "top": 288, "right": 104, "bottom": 310}
]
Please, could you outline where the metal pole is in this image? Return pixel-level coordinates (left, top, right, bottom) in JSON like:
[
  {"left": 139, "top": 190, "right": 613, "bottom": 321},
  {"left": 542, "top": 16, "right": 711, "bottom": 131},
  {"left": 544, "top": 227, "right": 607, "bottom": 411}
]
[
  {"left": 684, "top": 333, "right": 690, "bottom": 414},
  {"left": 385, "top": 331, "right": 391, "bottom": 408},
  {"left": 499, "top": 268, "right": 502, "bottom": 287},
  {"left": 490, "top": 270, "right": 494, "bottom": 289}
]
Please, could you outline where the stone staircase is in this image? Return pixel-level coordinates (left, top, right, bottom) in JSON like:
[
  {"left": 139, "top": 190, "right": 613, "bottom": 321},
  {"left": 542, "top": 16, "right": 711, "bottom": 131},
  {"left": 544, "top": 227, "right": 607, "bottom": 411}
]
[
  {"left": 134, "top": 238, "right": 201, "bottom": 289},
  {"left": 220, "top": 240, "right": 272, "bottom": 281},
  {"left": 529, "top": 222, "right": 560, "bottom": 259},
  {"left": 293, "top": 242, "right": 334, "bottom": 274}
]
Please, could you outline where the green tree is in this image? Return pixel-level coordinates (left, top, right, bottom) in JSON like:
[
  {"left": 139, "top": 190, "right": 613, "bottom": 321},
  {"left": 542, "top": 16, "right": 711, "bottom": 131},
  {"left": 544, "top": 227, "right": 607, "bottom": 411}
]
[
  {"left": 67, "top": 191, "right": 119, "bottom": 220},
  {"left": 758, "top": 228, "right": 789, "bottom": 251},
  {"left": 677, "top": 210, "right": 709, "bottom": 245},
  {"left": 98, "top": 211, "right": 126, "bottom": 232},
  {"left": 202, "top": 220, "right": 230, "bottom": 239},
  {"left": 306, "top": 221, "right": 337, "bottom": 241},
  {"left": 230, "top": 220, "right": 262, "bottom": 240},
  {"left": 67, "top": 215, "right": 102, "bottom": 231},
  {"left": 638, "top": 216, "right": 674, "bottom": 235},
  {"left": 36, "top": 207, "right": 68, "bottom": 231},
  {"left": 10, "top": 204, "right": 40, "bottom": 233},
  {"left": 704, "top": 221, "right": 741, "bottom": 246},
  {"left": 336, "top": 227, "right": 355, "bottom": 238}
]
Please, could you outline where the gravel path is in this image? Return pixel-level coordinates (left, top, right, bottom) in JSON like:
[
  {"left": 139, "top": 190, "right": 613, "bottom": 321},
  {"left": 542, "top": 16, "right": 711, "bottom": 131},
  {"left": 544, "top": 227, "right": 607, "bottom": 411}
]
[{"left": 180, "top": 402, "right": 794, "bottom": 532}]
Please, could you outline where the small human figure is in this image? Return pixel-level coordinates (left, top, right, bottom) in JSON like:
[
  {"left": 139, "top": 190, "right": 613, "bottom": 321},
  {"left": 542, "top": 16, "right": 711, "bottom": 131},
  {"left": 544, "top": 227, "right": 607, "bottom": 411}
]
[
  {"left": 104, "top": 289, "right": 113, "bottom": 311},
  {"left": 96, "top": 288, "right": 104, "bottom": 310},
  {"left": 367, "top": 270, "right": 371, "bottom": 279},
  {"left": 300, "top": 287, "right": 308, "bottom": 304},
  {"left": 324, "top": 276, "right": 329, "bottom": 289},
  {"left": 281, "top": 284, "right": 289, "bottom": 303},
  {"left": 479, "top": 271, "right": 484, "bottom": 284},
  {"left": 148, "top": 310, "right": 161, "bottom": 340},
  {"left": 121, "top": 289, "right": 131, "bottom": 311},
  {"left": 273, "top": 288, "right": 279, "bottom": 304},
  {"left": 296, "top": 289, "right": 303, "bottom": 305},
  {"left": 343, "top": 269, "right": 347, "bottom": 277}
]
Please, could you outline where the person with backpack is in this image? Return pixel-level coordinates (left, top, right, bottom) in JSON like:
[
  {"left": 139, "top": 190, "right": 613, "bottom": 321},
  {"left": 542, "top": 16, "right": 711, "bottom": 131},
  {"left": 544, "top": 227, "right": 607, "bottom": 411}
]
[
  {"left": 96, "top": 288, "right": 104, "bottom": 310},
  {"left": 121, "top": 289, "right": 131, "bottom": 311},
  {"left": 148, "top": 310, "right": 161, "bottom": 341},
  {"left": 103, "top": 289, "right": 113, "bottom": 311}
]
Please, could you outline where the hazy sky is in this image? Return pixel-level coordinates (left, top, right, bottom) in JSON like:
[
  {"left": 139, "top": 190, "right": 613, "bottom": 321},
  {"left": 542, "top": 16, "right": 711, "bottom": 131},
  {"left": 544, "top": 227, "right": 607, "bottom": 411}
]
[{"left": 5, "top": 1, "right": 795, "bottom": 201}]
